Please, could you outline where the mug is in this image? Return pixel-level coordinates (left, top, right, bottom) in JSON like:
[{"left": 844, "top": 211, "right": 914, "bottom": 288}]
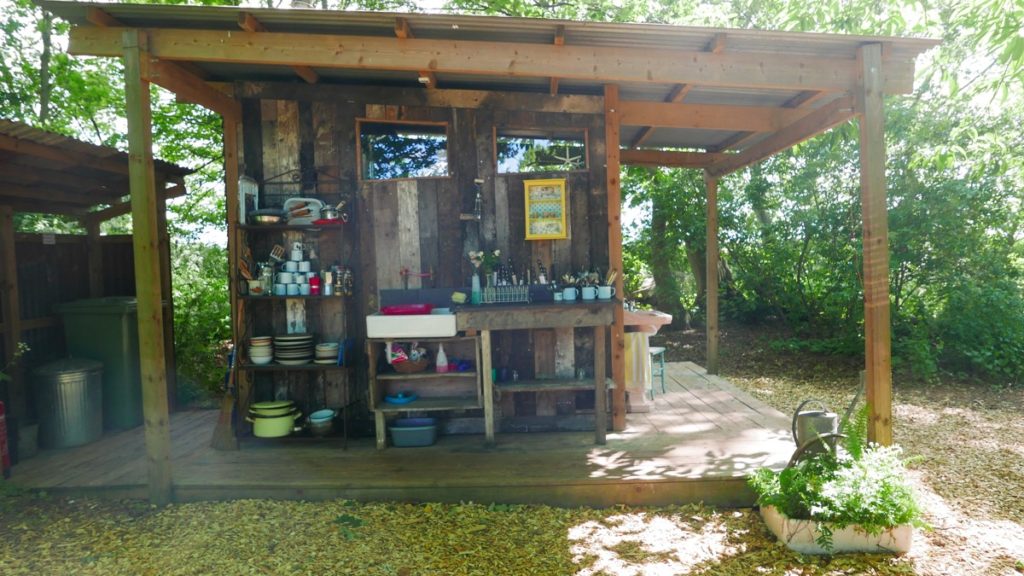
[
  {"left": 286, "top": 283, "right": 300, "bottom": 296},
  {"left": 298, "top": 261, "right": 311, "bottom": 273},
  {"left": 597, "top": 286, "right": 616, "bottom": 300},
  {"left": 283, "top": 261, "right": 298, "bottom": 272},
  {"left": 295, "top": 273, "right": 308, "bottom": 284},
  {"left": 290, "top": 249, "right": 303, "bottom": 262},
  {"left": 563, "top": 287, "right": 578, "bottom": 301},
  {"left": 299, "top": 283, "right": 311, "bottom": 296},
  {"left": 581, "top": 286, "right": 597, "bottom": 301},
  {"left": 553, "top": 292, "right": 564, "bottom": 302},
  {"left": 277, "top": 272, "right": 293, "bottom": 284},
  {"left": 247, "top": 279, "right": 264, "bottom": 296},
  {"left": 273, "top": 283, "right": 287, "bottom": 296}
]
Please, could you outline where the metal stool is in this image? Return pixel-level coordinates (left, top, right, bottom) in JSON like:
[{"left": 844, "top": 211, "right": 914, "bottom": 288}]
[{"left": 649, "top": 346, "right": 666, "bottom": 398}]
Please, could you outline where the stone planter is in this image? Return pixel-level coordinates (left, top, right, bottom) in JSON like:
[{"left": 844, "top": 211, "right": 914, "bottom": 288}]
[{"left": 760, "top": 505, "right": 914, "bottom": 555}]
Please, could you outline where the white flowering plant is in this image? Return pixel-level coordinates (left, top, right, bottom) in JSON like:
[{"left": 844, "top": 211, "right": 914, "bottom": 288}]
[
  {"left": 468, "top": 249, "right": 501, "bottom": 274},
  {"left": 749, "top": 407, "right": 926, "bottom": 551},
  {"left": 0, "top": 342, "right": 28, "bottom": 383}
]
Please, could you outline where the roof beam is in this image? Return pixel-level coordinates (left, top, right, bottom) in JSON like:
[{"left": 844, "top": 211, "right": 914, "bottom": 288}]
[
  {"left": 81, "top": 183, "right": 186, "bottom": 224},
  {"left": 238, "top": 12, "right": 319, "bottom": 85},
  {"left": 0, "top": 163, "right": 119, "bottom": 191},
  {"left": 391, "top": 17, "right": 436, "bottom": 89},
  {"left": 629, "top": 83, "right": 692, "bottom": 148},
  {"left": 619, "top": 149, "right": 725, "bottom": 168},
  {"left": 709, "top": 89, "right": 829, "bottom": 153},
  {"left": 1, "top": 200, "right": 90, "bottom": 216},
  {"left": 86, "top": 7, "right": 121, "bottom": 28},
  {"left": 708, "top": 32, "right": 728, "bottom": 54},
  {"left": 68, "top": 26, "right": 919, "bottom": 94},
  {"left": 0, "top": 183, "right": 109, "bottom": 206},
  {"left": 706, "top": 95, "right": 855, "bottom": 178},
  {"left": 550, "top": 25, "right": 565, "bottom": 96},
  {"left": 618, "top": 101, "right": 810, "bottom": 132}
]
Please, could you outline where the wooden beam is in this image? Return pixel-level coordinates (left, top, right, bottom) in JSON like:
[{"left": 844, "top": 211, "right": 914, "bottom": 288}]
[
  {"left": 604, "top": 85, "right": 626, "bottom": 432},
  {"left": 0, "top": 133, "right": 129, "bottom": 176},
  {"left": 122, "top": 30, "right": 172, "bottom": 506},
  {"left": 549, "top": 25, "right": 565, "bottom": 96},
  {"left": 629, "top": 83, "right": 692, "bottom": 148},
  {"left": 69, "top": 26, "right": 919, "bottom": 94},
  {"left": 618, "top": 101, "right": 809, "bottom": 132},
  {"left": 0, "top": 183, "right": 111, "bottom": 206},
  {"left": 84, "top": 220, "right": 104, "bottom": 297},
  {"left": 416, "top": 71, "right": 437, "bottom": 89},
  {"left": 704, "top": 173, "right": 719, "bottom": 375},
  {"left": 238, "top": 12, "right": 318, "bottom": 85},
  {"left": 146, "top": 60, "right": 241, "bottom": 122},
  {"left": 86, "top": 6, "right": 122, "bottom": 28},
  {"left": 706, "top": 95, "right": 856, "bottom": 178},
  {"left": 709, "top": 90, "right": 829, "bottom": 153},
  {"left": 81, "top": 183, "right": 186, "bottom": 224},
  {"left": 394, "top": 17, "right": 412, "bottom": 39},
  {"left": 857, "top": 43, "right": 892, "bottom": 446},
  {"left": 0, "top": 205, "right": 25, "bottom": 419},
  {"left": 708, "top": 32, "right": 728, "bottom": 54},
  {"left": 0, "top": 164, "right": 120, "bottom": 192},
  {"left": 619, "top": 149, "right": 724, "bottom": 168}
]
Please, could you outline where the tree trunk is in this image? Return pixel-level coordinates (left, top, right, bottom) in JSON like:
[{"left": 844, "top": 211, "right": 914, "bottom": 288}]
[
  {"left": 650, "top": 193, "right": 685, "bottom": 327},
  {"left": 38, "top": 12, "right": 53, "bottom": 125},
  {"left": 686, "top": 244, "right": 705, "bottom": 305}
]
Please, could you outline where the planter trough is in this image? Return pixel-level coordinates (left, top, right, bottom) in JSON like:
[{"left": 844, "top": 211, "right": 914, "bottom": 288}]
[{"left": 760, "top": 505, "right": 914, "bottom": 555}]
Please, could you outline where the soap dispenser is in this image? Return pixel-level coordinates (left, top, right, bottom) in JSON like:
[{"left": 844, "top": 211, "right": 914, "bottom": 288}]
[{"left": 435, "top": 343, "right": 449, "bottom": 374}]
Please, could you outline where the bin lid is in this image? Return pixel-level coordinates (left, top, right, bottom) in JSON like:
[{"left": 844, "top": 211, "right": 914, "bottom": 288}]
[
  {"left": 54, "top": 297, "right": 138, "bottom": 314},
  {"left": 33, "top": 357, "right": 103, "bottom": 376}
]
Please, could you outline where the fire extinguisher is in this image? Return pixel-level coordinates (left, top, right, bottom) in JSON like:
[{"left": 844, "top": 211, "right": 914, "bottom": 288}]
[{"left": 0, "top": 401, "right": 10, "bottom": 479}]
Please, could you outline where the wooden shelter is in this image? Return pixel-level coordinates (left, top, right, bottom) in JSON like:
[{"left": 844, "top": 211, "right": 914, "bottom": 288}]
[
  {"left": 39, "top": 1, "right": 937, "bottom": 504},
  {"left": 0, "top": 119, "right": 188, "bottom": 433}
]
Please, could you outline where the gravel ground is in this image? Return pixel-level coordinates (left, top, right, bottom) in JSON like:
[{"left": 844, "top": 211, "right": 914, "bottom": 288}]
[{"left": 1, "top": 322, "right": 1021, "bottom": 575}]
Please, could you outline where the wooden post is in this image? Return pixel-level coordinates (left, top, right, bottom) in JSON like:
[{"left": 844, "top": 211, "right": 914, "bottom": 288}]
[
  {"left": 123, "top": 30, "right": 173, "bottom": 505},
  {"left": 223, "top": 116, "right": 250, "bottom": 426},
  {"left": 0, "top": 205, "right": 25, "bottom": 419},
  {"left": 704, "top": 173, "right": 719, "bottom": 374},
  {"left": 481, "top": 330, "right": 494, "bottom": 446},
  {"left": 156, "top": 184, "right": 177, "bottom": 412},
  {"left": 604, "top": 84, "right": 626, "bottom": 432},
  {"left": 857, "top": 43, "right": 893, "bottom": 445},
  {"left": 84, "top": 219, "right": 104, "bottom": 297}
]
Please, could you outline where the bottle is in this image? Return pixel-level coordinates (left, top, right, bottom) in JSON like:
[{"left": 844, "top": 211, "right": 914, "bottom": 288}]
[{"left": 435, "top": 344, "right": 449, "bottom": 374}]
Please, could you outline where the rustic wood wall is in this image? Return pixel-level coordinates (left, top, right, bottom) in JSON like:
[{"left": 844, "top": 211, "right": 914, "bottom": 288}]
[{"left": 237, "top": 85, "right": 608, "bottom": 422}]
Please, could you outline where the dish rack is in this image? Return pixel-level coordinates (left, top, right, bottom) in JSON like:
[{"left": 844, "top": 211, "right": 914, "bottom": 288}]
[{"left": 481, "top": 285, "right": 530, "bottom": 305}]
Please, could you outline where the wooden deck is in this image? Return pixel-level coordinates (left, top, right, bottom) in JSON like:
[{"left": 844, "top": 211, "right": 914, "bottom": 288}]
[{"left": 10, "top": 362, "right": 793, "bottom": 507}]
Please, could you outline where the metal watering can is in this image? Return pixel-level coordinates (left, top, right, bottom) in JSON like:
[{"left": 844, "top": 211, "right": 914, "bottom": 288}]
[{"left": 792, "top": 399, "right": 839, "bottom": 448}]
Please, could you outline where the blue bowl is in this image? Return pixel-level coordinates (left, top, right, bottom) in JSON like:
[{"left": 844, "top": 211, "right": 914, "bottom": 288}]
[{"left": 384, "top": 392, "right": 418, "bottom": 405}]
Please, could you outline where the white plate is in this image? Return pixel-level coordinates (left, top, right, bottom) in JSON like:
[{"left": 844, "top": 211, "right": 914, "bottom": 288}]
[
  {"left": 276, "top": 358, "right": 311, "bottom": 366},
  {"left": 275, "top": 334, "right": 314, "bottom": 342},
  {"left": 313, "top": 359, "right": 337, "bottom": 365}
]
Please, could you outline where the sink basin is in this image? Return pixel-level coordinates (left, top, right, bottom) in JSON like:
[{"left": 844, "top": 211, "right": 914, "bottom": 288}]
[{"left": 366, "top": 309, "right": 457, "bottom": 338}]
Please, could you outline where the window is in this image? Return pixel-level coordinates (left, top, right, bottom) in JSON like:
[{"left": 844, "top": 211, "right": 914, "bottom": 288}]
[
  {"left": 496, "top": 128, "right": 587, "bottom": 174},
  {"left": 358, "top": 120, "right": 448, "bottom": 180}
]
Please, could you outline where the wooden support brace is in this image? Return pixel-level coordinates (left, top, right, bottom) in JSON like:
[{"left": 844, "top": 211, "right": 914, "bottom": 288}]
[{"left": 550, "top": 25, "right": 565, "bottom": 96}]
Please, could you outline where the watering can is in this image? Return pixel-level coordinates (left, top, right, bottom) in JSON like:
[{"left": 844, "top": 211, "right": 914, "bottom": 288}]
[{"left": 791, "top": 399, "right": 839, "bottom": 448}]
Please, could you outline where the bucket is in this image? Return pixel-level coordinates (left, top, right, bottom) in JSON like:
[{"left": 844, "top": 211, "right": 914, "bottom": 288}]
[{"left": 792, "top": 399, "right": 838, "bottom": 448}]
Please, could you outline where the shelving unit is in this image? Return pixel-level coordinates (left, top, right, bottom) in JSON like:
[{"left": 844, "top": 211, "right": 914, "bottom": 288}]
[{"left": 367, "top": 335, "right": 482, "bottom": 449}]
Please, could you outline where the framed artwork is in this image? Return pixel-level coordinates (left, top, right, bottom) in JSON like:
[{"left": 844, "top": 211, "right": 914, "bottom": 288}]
[{"left": 524, "top": 178, "right": 568, "bottom": 240}]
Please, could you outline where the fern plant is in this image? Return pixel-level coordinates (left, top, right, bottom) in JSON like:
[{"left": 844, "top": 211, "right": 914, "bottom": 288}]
[{"left": 750, "top": 405, "right": 926, "bottom": 552}]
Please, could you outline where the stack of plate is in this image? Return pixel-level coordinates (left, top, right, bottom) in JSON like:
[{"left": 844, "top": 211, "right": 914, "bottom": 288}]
[
  {"left": 314, "top": 342, "right": 339, "bottom": 365},
  {"left": 250, "top": 336, "right": 274, "bottom": 365},
  {"left": 274, "top": 334, "right": 314, "bottom": 365}
]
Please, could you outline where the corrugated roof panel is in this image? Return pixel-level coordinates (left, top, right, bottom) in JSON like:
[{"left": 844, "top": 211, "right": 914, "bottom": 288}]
[{"left": 642, "top": 127, "right": 740, "bottom": 150}]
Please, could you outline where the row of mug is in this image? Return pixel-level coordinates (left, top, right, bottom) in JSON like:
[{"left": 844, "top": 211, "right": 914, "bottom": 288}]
[
  {"left": 280, "top": 260, "right": 312, "bottom": 273},
  {"left": 272, "top": 282, "right": 313, "bottom": 296},
  {"left": 556, "top": 285, "right": 615, "bottom": 302},
  {"left": 276, "top": 271, "right": 315, "bottom": 284}
]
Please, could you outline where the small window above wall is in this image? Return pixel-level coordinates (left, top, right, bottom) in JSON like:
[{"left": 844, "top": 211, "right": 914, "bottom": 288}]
[
  {"left": 358, "top": 120, "right": 449, "bottom": 181},
  {"left": 496, "top": 128, "right": 587, "bottom": 174}
]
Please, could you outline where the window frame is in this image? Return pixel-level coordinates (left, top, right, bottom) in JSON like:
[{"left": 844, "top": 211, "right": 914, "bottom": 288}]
[{"left": 356, "top": 118, "right": 452, "bottom": 182}]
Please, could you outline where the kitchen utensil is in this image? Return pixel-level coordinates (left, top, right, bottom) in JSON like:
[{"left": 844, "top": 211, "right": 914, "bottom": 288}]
[
  {"left": 380, "top": 303, "right": 433, "bottom": 315},
  {"left": 563, "top": 287, "right": 578, "bottom": 301},
  {"left": 286, "top": 284, "right": 300, "bottom": 296},
  {"left": 321, "top": 206, "right": 339, "bottom": 220},
  {"left": 248, "top": 209, "right": 284, "bottom": 225},
  {"left": 597, "top": 286, "right": 615, "bottom": 300},
  {"left": 290, "top": 249, "right": 303, "bottom": 262},
  {"left": 269, "top": 244, "right": 286, "bottom": 262},
  {"left": 246, "top": 409, "right": 301, "bottom": 438},
  {"left": 299, "top": 284, "right": 311, "bottom": 295},
  {"left": 284, "top": 261, "right": 298, "bottom": 272},
  {"left": 298, "top": 261, "right": 311, "bottom": 273},
  {"left": 384, "top": 392, "right": 418, "bottom": 404},
  {"left": 273, "top": 283, "right": 286, "bottom": 296},
  {"left": 249, "top": 400, "right": 297, "bottom": 417},
  {"left": 283, "top": 198, "right": 323, "bottom": 225},
  {"left": 277, "top": 272, "right": 293, "bottom": 284},
  {"left": 582, "top": 286, "right": 597, "bottom": 300}
]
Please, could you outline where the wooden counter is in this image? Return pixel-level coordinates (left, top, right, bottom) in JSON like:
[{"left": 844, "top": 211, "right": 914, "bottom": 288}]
[{"left": 455, "top": 300, "right": 616, "bottom": 446}]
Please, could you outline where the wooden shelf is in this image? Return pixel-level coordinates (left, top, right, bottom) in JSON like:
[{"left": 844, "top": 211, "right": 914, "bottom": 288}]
[
  {"left": 496, "top": 377, "right": 613, "bottom": 393},
  {"left": 377, "top": 371, "right": 478, "bottom": 381},
  {"left": 241, "top": 295, "right": 346, "bottom": 301},
  {"left": 367, "top": 335, "right": 478, "bottom": 343},
  {"left": 374, "top": 396, "right": 480, "bottom": 412},
  {"left": 239, "top": 223, "right": 342, "bottom": 232},
  {"left": 240, "top": 363, "right": 346, "bottom": 371}
]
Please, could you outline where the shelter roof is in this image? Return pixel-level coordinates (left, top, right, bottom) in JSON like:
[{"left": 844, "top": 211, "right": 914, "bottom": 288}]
[
  {"left": 0, "top": 118, "right": 191, "bottom": 218},
  {"left": 39, "top": 1, "right": 938, "bottom": 164}
]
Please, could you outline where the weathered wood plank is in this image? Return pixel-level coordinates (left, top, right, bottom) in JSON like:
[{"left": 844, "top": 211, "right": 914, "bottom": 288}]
[
  {"left": 396, "top": 179, "right": 422, "bottom": 288},
  {"left": 604, "top": 85, "right": 626, "bottom": 432},
  {"left": 0, "top": 205, "right": 24, "bottom": 419}
]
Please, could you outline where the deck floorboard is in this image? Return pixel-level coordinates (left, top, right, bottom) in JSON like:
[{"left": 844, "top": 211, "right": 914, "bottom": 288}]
[{"left": 11, "top": 363, "right": 792, "bottom": 507}]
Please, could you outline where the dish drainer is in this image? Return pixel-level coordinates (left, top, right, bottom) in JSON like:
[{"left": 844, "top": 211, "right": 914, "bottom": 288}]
[{"left": 481, "top": 285, "right": 530, "bottom": 305}]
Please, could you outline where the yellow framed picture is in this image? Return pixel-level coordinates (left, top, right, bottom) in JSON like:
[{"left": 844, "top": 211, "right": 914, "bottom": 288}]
[{"left": 524, "top": 178, "right": 568, "bottom": 240}]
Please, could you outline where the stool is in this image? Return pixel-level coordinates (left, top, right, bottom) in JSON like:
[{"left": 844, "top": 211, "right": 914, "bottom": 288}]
[{"left": 649, "top": 346, "right": 666, "bottom": 398}]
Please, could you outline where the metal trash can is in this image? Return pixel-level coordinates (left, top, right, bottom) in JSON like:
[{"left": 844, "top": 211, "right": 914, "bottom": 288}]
[
  {"left": 54, "top": 297, "right": 142, "bottom": 430},
  {"left": 34, "top": 358, "right": 104, "bottom": 449}
]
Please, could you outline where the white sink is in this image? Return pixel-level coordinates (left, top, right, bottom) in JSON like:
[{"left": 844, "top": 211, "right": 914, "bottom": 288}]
[{"left": 366, "top": 309, "right": 457, "bottom": 338}]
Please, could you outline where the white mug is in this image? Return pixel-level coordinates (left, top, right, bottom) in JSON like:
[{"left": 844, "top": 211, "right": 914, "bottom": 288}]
[
  {"left": 273, "top": 283, "right": 286, "bottom": 296},
  {"left": 299, "top": 283, "right": 311, "bottom": 295},
  {"left": 290, "top": 249, "right": 303, "bottom": 262},
  {"left": 581, "top": 286, "right": 597, "bottom": 301},
  {"left": 597, "top": 286, "right": 616, "bottom": 300},
  {"left": 283, "top": 261, "right": 298, "bottom": 272},
  {"left": 295, "top": 273, "right": 308, "bottom": 284},
  {"left": 553, "top": 292, "right": 564, "bottom": 302},
  {"left": 277, "top": 272, "right": 293, "bottom": 284},
  {"left": 286, "top": 283, "right": 300, "bottom": 296},
  {"left": 298, "top": 261, "right": 311, "bottom": 273},
  {"left": 563, "top": 287, "right": 578, "bottom": 301}
]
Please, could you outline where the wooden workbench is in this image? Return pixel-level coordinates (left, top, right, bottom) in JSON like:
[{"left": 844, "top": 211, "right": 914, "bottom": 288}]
[{"left": 456, "top": 300, "right": 616, "bottom": 445}]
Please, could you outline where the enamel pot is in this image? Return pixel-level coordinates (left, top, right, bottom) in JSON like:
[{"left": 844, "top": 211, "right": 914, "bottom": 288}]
[
  {"left": 246, "top": 409, "right": 301, "bottom": 438},
  {"left": 249, "top": 400, "right": 296, "bottom": 418}
]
